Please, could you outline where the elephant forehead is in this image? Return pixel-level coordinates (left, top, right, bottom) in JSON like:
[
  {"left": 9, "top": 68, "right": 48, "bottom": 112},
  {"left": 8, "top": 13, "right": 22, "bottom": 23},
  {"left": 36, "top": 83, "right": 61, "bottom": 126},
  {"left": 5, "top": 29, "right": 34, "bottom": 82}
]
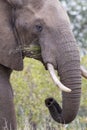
[
  {"left": 39, "top": 0, "right": 70, "bottom": 28},
  {"left": 28, "top": 0, "right": 45, "bottom": 10},
  {"left": 26, "top": 0, "right": 70, "bottom": 28},
  {"left": 26, "top": 0, "right": 45, "bottom": 11}
]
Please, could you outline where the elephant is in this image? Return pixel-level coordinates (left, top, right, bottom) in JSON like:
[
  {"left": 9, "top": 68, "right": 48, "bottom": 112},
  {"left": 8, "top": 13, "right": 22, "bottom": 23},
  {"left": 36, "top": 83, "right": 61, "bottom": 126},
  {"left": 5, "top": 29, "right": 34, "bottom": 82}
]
[{"left": 0, "top": 0, "right": 86, "bottom": 129}]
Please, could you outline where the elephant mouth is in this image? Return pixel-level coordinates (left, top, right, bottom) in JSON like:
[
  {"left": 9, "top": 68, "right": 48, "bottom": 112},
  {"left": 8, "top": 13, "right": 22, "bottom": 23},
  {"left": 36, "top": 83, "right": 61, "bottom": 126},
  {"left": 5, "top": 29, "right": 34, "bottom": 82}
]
[{"left": 18, "top": 44, "right": 42, "bottom": 60}]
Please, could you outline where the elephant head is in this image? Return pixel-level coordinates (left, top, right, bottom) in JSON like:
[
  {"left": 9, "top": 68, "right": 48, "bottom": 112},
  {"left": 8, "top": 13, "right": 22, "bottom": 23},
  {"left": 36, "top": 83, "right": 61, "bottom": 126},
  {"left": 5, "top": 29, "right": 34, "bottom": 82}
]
[{"left": 0, "top": 0, "right": 82, "bottom": 127}]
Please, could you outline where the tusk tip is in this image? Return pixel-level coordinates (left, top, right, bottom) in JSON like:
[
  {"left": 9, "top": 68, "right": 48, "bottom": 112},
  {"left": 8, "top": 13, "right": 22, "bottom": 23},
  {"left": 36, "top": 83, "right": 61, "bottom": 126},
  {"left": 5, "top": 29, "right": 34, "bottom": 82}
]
[
  {"left": 67, "top": 88, "right": 72, "bottom": 92},
  {"left": 60, "top": 87, "right": 72, "bottom": 93}
]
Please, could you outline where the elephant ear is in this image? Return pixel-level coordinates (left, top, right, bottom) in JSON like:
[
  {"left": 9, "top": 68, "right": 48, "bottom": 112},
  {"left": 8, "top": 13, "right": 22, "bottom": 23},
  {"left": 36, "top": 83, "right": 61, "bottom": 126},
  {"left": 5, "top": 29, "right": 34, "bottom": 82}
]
[{"left": 0, "top": 1, "right": 23, "bottom": 71}]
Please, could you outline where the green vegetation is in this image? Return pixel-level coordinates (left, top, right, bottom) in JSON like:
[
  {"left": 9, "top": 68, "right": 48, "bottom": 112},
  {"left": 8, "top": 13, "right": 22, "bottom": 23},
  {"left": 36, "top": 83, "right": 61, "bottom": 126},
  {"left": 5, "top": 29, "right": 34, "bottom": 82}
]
[
  {"left": 11, "top": 56, "right": 87, "bottom": 130},
  {"left": 61, "top": 0, "right": 87, "bottom": 49}
]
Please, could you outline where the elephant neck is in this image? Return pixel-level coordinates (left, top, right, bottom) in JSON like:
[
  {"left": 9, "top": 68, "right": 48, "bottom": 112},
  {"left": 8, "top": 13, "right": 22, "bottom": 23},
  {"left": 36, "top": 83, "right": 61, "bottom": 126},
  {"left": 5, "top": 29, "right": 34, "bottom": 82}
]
[{"left": 0, "top": 65, "right": 12, "bottom": 80}]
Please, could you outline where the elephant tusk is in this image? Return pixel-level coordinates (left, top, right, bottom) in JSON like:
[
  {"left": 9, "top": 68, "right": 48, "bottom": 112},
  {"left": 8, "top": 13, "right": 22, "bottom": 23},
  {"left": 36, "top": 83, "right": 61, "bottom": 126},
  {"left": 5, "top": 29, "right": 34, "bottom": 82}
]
[
  {"left": 81, "top": 66, "right": 87, "bottom": 79},
  {"left": 47, "top": 63, "right": 72, "bottom": 92}
]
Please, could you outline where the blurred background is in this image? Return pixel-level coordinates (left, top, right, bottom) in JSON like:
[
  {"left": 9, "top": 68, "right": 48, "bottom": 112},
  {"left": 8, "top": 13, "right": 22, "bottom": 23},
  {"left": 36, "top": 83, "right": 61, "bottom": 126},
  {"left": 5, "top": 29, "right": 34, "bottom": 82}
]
[{"left": 11, "top": 0, "right": 87, "bottom": 129}]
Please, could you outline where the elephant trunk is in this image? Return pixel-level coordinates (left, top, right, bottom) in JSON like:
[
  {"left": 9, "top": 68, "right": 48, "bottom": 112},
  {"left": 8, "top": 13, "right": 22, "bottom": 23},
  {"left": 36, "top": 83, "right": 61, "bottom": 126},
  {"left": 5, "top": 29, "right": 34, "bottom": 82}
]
[
  {"left": 45, "top": 64, "right": 81, "bottom": 123},
  {"left": 45, "top": 29, "right": 81, "bottom": 124}
]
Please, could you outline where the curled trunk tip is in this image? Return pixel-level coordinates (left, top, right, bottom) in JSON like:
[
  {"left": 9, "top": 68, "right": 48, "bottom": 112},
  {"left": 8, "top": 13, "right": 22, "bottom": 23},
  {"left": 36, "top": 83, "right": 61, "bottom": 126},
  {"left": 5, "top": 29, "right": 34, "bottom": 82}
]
[
  {"left": 45, "top": 97, "right": 77, "bottom": 124},
  {"left": 45, "top": 97, "right": 64, "bottom": 123}
]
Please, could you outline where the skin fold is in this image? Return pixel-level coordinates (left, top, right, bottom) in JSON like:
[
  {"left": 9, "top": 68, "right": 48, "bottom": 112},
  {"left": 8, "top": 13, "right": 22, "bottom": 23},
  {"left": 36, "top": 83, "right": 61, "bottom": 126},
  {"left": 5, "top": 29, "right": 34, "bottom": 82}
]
[{"left": 0, "top": 0, "right": 81, "bottom": 129}]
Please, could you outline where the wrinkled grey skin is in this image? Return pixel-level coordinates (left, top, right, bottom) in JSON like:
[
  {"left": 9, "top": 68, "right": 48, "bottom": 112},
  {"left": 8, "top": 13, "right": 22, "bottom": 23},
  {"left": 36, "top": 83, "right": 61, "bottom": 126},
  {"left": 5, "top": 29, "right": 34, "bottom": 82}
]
[{"left": 0, "top": 0, "right": 81, "bottom": 129}]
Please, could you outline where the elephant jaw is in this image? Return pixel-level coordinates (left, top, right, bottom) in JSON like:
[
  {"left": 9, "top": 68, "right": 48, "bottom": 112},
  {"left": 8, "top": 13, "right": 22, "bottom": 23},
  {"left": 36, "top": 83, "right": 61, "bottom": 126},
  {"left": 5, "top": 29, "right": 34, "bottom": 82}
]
[{"left": 22, "top": 44, "right": 42, "bottom": 61}]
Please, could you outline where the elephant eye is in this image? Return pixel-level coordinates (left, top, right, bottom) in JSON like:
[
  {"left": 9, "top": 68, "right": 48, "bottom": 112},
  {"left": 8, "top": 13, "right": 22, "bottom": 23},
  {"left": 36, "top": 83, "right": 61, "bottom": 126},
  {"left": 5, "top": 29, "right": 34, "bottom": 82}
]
[{"left": 35, "top": 24, "right": 43, "bottom": 32}]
